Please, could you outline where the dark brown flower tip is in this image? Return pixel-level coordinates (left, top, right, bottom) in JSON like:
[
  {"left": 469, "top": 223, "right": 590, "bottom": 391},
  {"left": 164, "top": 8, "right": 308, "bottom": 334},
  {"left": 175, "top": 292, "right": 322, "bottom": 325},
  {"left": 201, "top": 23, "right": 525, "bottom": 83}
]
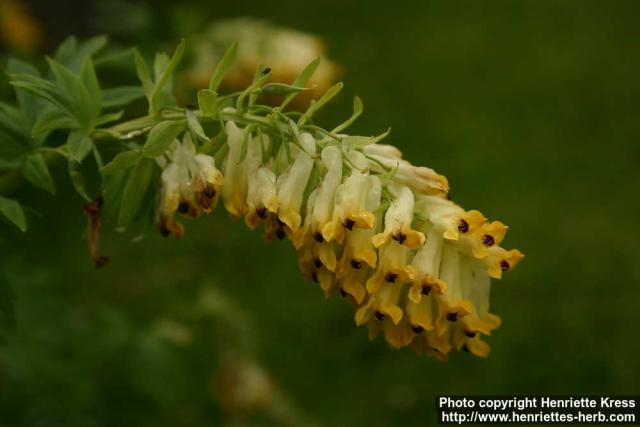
[
  {"left": 275, "top": 228, "right": 286, "bottom": 240},
  {"left": 500, "top": 260, "right": 510, "bottom": 271},
  {"left": 178, "top": 201, "right": 190, "bottom": 214},
  {"left": 159, "top": 225, "right": 171, "bottom": 237},
  {"left": 343, "top": 219, "right": 356, "bottom": 230},
  {"left": 256, "top": 206, "right": 268, "bottom": 219},
  {"left": 313, "top": 258, "right": 322, "bottom": 268},
  {"left": 457, "top": 219, "right": 469, "bottom": 233},
  {"left": 339, "top": 288, "right": 348, "bottom": 298},
  {"left": 411, "top": 325, "right": 424, "bottom": 334},
  {"left": 203, "top": 184, "right": 217, "bottom": 199},
  {"left": 482, "top": 234, "right": 495, "bottom": 246},
  {"left": 384, "top": 272, "right": 398, "bottom": 283},
  {"left": 446, "top": 312, "right": 459, "bottom": 322},
  {"left": 462, "top": 344, "right": 471, "bottom": 353},
  {"left": 350, "top": 259, "right": 362, "bottom": 269},
  {"left": 313, "top": 231, "right": 324, "bottom": 243},
  {"left": 421, "top": 284, "right": 432, "bottom": 296},
  {"left": 392, "top": 232, "right": 407, "bottom": 244},
  {"left": 374, "top": 311, "right": 385, "bottom": 321},
  {"left": 464, "top": 330, "right": 477, "bottom": 338}
]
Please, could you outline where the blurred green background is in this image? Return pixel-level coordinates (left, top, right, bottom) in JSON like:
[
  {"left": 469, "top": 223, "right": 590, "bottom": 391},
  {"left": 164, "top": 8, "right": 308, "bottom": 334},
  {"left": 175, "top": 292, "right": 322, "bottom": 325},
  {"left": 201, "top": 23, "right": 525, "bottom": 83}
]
[{"left": 1, "top": 0, "right": 639, "bottom": 426}]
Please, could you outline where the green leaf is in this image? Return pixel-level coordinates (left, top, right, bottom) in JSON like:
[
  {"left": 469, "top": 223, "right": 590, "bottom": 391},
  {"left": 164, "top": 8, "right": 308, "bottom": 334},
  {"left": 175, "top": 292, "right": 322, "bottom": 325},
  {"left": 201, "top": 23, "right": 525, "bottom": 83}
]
[
  {"left": 96, "top": 110, "right": 124, "bottom": 126},
  {"left": 0, "top": 102, "right": 29, "bottom": 140},
  {"left": 134, "top": 49, "right": 154, "bottom": 99},
  {"left": 118, "top": 157, "right": 155, "bottom": 227},
  {"left": 22, "top": 152, "right": 55, "bottom": 194},
  {"left": 185, "top": 109, "right": 208, "bottom": 144},
  {"left": 332, "top": 96, "right": 364, "bottom": 133},
  {"left": 298, "top": 82, "right": 343, "bottom": 126},
  {"left": 47, "top": 58, "right": 96, "bottom": 128},
  {"left": 67, "top": 158, "right": 91, "bottom": 201},
  {"left": 67, "top": 129, "right": 93, "bottom": 162},
  {"left": 5, "top": 58, "right": 42, "bottom": 125},
  {"left": 101, "top": 86, "right": 145, "bottom": 108},
  {"left": 342, "top": 128, "right": 391, "bottom": 149},
  {"left": 101, "top": 150, "right": 142, "bottom": 175},
  {"left": 143, "top": 120, "right": 185, "bottom": 158},
  {"left": 80, "top": 57, "right": 102, "bottom": 120},
  {"left": 31, "top": 109, "right": 77, "bottom": 137},
  {"left": 0, "top": 131, "right": 27, "bottom": 171},
  {"left": 9, "top": 73, "right": 74, "bottom": 120},
  {"left": 209, "top": 42, "right": 238, "bottom": 92},
  {"left": 197, "top": 89, "right": 218, "bottom": 117},
  {"left": 54, "top": 35, "right": 107, "bottom": 72},
  {"left": 237, "top": 124, "right": 256, "bottom": 165},
  {"left": 151, "top": 40, "right": 184, "bottom": 113},
  {"left": 281, "top": 57, "right": 320, "bottom": 109},
  {"left": 261, "top": 83, "right": 309, "bottom": 97},
  {"left": 0, "top": 196, "right": 27, "bottom": 232}
]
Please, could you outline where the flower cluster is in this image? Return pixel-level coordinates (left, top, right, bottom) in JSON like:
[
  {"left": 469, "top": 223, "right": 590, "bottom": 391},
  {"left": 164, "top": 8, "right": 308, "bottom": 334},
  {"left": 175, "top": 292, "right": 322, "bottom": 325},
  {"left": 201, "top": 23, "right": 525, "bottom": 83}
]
[{"left": 158, "top": 118, "right": 523, "bottom": 360}]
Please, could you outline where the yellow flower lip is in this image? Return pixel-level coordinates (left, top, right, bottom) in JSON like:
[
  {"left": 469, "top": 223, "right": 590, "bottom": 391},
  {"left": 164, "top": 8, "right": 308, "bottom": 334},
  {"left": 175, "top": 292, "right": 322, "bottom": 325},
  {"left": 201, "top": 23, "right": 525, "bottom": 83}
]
[{"left": 487, "top": 248, "right": 525, "bottom": 279}]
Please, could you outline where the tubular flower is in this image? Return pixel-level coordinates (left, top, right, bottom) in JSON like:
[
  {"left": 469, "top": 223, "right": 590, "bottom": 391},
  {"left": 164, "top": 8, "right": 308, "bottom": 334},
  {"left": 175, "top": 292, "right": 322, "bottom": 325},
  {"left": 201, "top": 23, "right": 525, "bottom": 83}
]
[
  {"left": 321, "top": 151, "right": 376, "bottom": 243},
  {"left": 153, "top": 84, "right": 522, "bottom": 361},
  {"left": 158, "top": 135, "right": 223, "bottom": 238}
]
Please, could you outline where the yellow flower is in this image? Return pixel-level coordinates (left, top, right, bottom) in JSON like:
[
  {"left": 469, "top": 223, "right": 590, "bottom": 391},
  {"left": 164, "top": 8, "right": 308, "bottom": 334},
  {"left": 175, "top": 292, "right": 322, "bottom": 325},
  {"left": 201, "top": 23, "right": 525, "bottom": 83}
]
[
  {"left": 158, "top": 136, "right": 223, "bottom": 237},
  {"left": 372, "top": 185, "right": 425, "bottom": 249},
  {"left": 276, "top": 133, "right": 316, "bottom": 232},
  {"left": 408, "top": 227, "right": 448, "bottom": 304},
  {"left": 484, "top": 247, "right": 525, "bottom": 279},
  {"left": 469, "top": 220, "right": 509, "bottom": 259},
  {"left": 321, "top": 152, "right": 376, "bottom": 243},
  {"left": 294, "top": 146, "right": 342, "bottom": 247},
  {"left": 364, "top": 144, "right": 449, "bottom": 195},
  {"left": 245, "top": 166, "right": 278, "bottom": 229},
  {"left": 365, "top": 243, "right": 416, "bottom": 294},
  {"left": 222, "top": 121, "right": 250, "bottom": 217},
  {"left": 356, "top": 280, "right": 405, "bottom": 326}
]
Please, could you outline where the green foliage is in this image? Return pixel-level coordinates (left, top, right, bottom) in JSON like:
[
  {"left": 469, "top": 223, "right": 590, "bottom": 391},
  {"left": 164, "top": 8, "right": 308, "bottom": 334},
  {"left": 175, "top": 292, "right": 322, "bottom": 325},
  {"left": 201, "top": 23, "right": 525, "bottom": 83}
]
[
  {"left": 143, "top": 120, "right": 186, "bottom": 157},
  {"left": 0, "top": 196, "right": 27, "bottom": 231},
  {"left": 208, "top": 41, "right": 238, "bottom": 92},
  {"left": 118, "top": 157, "right": 155, "bottom": 227},
  {"left": 21, "top": 152, "right": 55, "bottom": 194},
  {"left": 280, "top": 57, "right": 320, "bottom": 109}
]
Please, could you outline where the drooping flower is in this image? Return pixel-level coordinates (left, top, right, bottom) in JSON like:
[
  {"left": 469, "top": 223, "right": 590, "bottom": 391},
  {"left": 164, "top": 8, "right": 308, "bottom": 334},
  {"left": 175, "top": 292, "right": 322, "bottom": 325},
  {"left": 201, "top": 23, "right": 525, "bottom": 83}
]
[
  {"left": 154, "top": 80, "right": 523, "bottom": 361},
  {"left": 158, "top": 135, "right": 223, "bottom": 237}
]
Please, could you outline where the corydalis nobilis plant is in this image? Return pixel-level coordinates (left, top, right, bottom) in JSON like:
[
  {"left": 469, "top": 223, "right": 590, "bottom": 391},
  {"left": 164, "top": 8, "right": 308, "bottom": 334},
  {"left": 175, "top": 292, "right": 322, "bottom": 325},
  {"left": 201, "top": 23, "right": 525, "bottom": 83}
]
[{"left": 0, "top": 37, "right": 523, "bottom": 360}]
